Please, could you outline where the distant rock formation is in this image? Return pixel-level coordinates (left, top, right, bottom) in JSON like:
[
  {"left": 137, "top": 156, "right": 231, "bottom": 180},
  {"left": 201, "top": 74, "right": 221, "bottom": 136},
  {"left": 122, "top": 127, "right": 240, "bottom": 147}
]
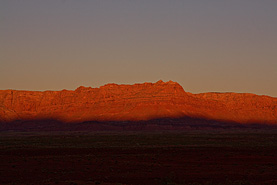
[{"left": 0, "top": 80, "right": 276, "bottom": 124}]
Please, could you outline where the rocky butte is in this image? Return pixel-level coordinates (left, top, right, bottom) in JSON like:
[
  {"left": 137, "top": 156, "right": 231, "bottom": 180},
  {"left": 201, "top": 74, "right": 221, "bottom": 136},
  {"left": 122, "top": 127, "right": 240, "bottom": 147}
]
[{"left": 0, "top": 80, "right": 276, "bottom": 125}]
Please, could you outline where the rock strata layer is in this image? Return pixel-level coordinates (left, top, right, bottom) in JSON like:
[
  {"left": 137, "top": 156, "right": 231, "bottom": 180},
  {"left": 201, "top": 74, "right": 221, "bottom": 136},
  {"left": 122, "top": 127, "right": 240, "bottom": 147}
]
[{"left": 0, "top": 80, "right": 276, "bottom": 124}]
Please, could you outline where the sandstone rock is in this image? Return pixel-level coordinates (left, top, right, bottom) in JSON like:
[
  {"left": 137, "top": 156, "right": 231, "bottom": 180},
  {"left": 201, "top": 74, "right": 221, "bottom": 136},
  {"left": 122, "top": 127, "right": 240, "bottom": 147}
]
[{"left": 0, "top": 81, "right": 276, "bottom": 124}]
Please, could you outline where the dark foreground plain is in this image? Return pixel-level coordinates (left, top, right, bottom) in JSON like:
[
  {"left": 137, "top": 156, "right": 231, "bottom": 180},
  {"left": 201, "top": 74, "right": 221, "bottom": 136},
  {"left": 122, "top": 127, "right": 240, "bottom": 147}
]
[{"left": 0, "top": 130, "right": 277, "bottom": 185}]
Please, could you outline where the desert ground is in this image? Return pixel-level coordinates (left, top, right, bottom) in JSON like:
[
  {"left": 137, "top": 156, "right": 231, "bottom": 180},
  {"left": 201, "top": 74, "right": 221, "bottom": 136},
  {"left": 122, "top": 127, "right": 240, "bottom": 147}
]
[{"left": 0, "top": 129, "right": 276, "bottom": 185}]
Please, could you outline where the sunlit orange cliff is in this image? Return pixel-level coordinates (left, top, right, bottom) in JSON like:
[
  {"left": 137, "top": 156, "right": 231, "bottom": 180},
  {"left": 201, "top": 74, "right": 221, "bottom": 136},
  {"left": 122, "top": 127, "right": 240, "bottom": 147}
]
[{"left": 0, "top": 80, "right": 276, "bottom": 124}]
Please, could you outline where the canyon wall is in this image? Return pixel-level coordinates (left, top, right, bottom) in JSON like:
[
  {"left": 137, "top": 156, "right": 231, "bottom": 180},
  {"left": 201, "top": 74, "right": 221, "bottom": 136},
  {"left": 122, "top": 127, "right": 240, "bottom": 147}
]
[{"left": 0, "top": 80, "right": 276, "bottom": 124}]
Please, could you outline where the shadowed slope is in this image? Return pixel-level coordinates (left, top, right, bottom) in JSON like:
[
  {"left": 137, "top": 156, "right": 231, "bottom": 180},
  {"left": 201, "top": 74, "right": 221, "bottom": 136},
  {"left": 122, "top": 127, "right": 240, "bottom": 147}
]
[{"left": 0, "top": 80, "right": 276, "bottom": 125}]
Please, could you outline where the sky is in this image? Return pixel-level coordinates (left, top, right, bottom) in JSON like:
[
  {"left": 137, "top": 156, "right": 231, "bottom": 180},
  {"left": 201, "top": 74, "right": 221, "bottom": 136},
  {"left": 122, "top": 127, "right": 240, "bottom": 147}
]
[{"left": 1, "top": 0, "right": 277, "bottom": 97}]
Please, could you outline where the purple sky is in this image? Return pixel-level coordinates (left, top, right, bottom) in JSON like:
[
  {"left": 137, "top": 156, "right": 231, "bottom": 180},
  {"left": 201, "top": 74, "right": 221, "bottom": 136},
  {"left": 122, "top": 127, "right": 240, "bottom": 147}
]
[{"left": 1, "top": 0, "right": 277, "bottom": 96}]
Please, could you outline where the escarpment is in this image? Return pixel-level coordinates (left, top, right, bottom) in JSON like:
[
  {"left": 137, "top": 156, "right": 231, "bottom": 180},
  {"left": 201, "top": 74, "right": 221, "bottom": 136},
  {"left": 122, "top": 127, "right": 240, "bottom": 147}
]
[{"left": 0, "top": 80, "right": 276, "bottom": 124}]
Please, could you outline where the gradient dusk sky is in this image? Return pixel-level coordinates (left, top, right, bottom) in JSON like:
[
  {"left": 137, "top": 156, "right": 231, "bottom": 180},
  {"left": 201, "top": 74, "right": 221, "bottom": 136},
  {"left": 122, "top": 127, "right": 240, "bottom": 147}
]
[{"left": 1, "top": 0, "right": 277, "bottom": 96}]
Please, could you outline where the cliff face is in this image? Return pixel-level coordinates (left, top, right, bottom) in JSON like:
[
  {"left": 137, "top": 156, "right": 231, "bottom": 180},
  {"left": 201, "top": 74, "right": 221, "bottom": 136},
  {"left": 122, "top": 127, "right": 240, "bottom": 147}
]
[{"left": 0, "top": 80, "right": 276, "bottom": 124}]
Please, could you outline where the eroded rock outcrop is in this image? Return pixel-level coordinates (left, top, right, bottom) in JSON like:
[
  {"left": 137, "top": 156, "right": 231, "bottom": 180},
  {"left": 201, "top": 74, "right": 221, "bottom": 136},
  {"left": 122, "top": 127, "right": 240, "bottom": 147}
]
[{"left": 0, "top": 80, "right": 276, "bottom": 124}]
